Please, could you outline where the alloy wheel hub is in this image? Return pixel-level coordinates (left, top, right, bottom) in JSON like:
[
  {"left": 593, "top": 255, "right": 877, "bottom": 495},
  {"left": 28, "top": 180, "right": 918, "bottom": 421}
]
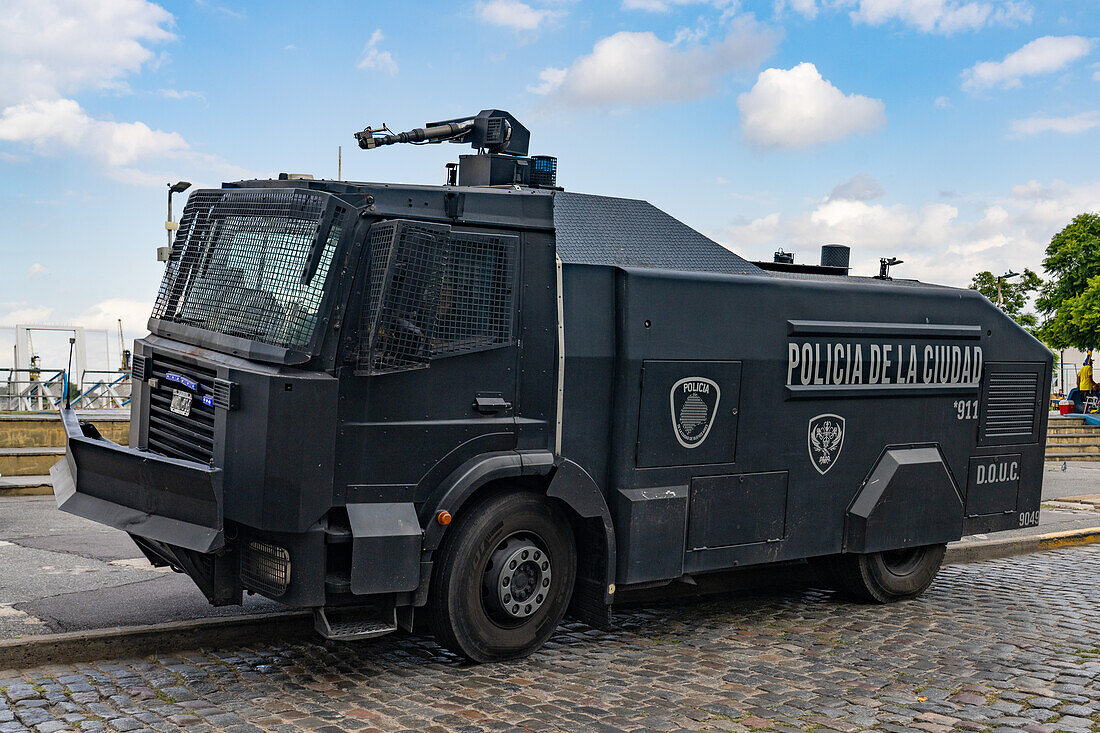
[{"left": 490, "top": 538, "right": 552, "bottom": 619}]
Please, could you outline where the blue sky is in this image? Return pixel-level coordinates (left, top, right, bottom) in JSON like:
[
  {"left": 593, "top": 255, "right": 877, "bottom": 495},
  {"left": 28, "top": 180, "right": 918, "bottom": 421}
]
[{"left": 0, "top": 0, "right": 1098, "bottom": 368}]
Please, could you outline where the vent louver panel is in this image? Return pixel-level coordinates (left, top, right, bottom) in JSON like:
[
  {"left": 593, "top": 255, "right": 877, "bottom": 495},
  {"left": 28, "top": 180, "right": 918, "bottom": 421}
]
[
  {"left": 980, "top": 369, "right": 1041, "bottom": 445},
  {"left": 131, "top": 353, "right": 148, "bottom": 382},
  {"left": 241, "top": 540, "right": 291, "bottom": 597},
  {"left": 213, "top": 378, "right": 238, "bottom": 410}
]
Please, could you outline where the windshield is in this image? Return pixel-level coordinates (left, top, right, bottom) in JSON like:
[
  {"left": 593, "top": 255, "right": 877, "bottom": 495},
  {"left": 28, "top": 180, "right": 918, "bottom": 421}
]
[{"left": 151, "top": 190, "right": 345, "bottom": 351}]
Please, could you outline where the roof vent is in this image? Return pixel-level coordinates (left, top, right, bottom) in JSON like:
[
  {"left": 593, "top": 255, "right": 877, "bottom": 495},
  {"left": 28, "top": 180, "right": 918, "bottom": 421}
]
[{"left": 820, "top": 244, "right": 850, "bottom": 270}]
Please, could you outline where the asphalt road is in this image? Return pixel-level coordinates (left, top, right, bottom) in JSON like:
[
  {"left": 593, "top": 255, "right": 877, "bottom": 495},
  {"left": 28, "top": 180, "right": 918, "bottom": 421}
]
[
  {"left": 0, "top": 462, "right": 1097, "bottom": 641},
  {"left": 1040, "top": 459, "right": 1100, "bottom": 499},
  {"left": 0, "top": 497, "right": 282, "bottom": 639}
]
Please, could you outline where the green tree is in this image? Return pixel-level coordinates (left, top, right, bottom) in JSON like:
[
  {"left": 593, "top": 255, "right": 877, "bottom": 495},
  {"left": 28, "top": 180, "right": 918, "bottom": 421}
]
[
  {"left": 1037, "top": 213, "right": 1100, "bottom": 350},
  {"left": 968, "top": 268, "right": 1042, "bottom": 329}
]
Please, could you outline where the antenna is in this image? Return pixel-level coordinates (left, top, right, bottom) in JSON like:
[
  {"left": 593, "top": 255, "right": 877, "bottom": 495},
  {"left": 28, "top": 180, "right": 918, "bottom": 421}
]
[
  {"left": 338, "top": 145, "right": 342, "bottom": 181},
  {"left": 64, "top": 337, "right": 76, "bottom": 409}
]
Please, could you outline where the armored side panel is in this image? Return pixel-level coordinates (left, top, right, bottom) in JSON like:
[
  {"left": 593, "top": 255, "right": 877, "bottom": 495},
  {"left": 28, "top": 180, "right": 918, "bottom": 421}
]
[
  {"left": 556, "top": 263, "right": 1049, "bottom": 589},
  {"left": 845, "top": 447, "right": 963, "bottom": 553}
]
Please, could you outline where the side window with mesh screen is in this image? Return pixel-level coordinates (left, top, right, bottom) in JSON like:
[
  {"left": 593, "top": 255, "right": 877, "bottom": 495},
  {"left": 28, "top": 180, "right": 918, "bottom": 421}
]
[{"left": 358, "top": 220, "right": 518, "bottom": 374}]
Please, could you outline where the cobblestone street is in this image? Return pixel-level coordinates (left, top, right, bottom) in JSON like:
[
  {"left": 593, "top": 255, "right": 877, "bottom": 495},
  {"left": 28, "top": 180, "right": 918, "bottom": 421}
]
[{"left": 2, "top": 546, "right": 1098, "bottom": 733}]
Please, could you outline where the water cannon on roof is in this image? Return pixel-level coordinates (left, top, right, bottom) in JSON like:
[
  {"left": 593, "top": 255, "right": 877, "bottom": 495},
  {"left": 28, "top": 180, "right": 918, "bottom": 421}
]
[{"left": 353, "top": 109, "right": 557, "bottom": 188}]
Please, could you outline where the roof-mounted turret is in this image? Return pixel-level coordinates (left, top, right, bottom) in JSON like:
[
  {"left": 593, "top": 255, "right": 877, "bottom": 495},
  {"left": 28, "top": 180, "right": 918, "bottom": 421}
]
[{"left": 353, "top": 109, "right": 557, "bottom": 189}]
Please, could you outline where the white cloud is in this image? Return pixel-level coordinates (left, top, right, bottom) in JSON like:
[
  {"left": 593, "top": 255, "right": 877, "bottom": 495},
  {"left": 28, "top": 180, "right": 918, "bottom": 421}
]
[
  {"left": 843, "top": 0, "right": 1032, "bottom": 35},
  {"left": 0, "top": 0, "right": 175, "bottom": 106},
  {"left": 0, "top": 98, "right": 187, "bottom": 167},
  {"left": 934, "top": 96, "right": 952, "bottom": 108},
  {"left": 715, "top": 178, "right": 1100, "bottom": 288},
  {"left": 0, "top": 98, "right": 253, "bottom": 185},
  {"left": 0, "top": 300, "right": 153, "bottom": 330},
  {"left": 0, "top": 303, "right": 55, "bottom": 326},
  {"left": 622, "top": 0, "right": 736, "bottom": 11},
  {"left": 358, "top": 29, "right": 398, "bottom": 75},
  {"left": 478, "top": 0, "right": 562, "bottom": 29},
  {"left": 0, "top": 299, "right": 153, "bottom": 369},
  {"left": 829, "top": 174, "right": 885, "bottom": 202},
  {"left": 158, "top": 89, "right": 205, "bottom": 102},
  {"left": 1010, "top": 111, "right": 1100, "bottom": 136},
  {"left": 527, "top": 67, "right": 568, "bottom": 95},
  {"left": 737, "top": 62, "right": 885, "bottom": 149},
  {"left": 774, "top": 0, "right": 817, "bottom": 19},
  {"left": 28, "top": 263, "right": 49, "bottom": 277},
  {"left": 530, "top": 15, "right": 780, "bottom": 107},
  {"left": 962, "top": 36, "right": 1093, "bottom": 91},
  {"left": 0, "top": 0, "right": 253, "bottom": 186},
  {"left": 77, "top": 299, "right": 154, "bottom": 333}
]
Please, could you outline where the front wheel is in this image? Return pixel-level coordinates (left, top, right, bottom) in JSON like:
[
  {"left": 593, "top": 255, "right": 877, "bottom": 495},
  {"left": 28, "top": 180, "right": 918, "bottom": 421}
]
[
  {"left": 826, "top": 543, "right": 946, "bottom": 603},
  {"left": 427, "top": 491, "right": 576, "bottom": 662}
]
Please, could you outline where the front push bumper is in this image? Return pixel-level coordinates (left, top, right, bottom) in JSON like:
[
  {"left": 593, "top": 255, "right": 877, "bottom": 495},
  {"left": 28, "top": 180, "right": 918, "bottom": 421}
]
[{"left": 51, "top": 408, "right": 224, "bottom": 553}]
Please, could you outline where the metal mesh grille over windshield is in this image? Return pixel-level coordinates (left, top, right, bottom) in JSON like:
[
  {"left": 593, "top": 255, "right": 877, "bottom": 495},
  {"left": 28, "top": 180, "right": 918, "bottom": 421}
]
[
  {"left": 151, "top": 189, "right": 345, "bottom": 350},
  {"left": 359, "top": 220, "right": 517, "bottom": 374}
]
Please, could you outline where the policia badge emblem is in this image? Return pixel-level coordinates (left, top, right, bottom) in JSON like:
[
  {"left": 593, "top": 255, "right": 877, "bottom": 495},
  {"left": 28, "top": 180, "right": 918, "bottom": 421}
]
[
  {"left": 808, "top": 414, "right": 845, "bottom": 475},
  {"left": 670, "top": 378, "right": 720, "bottom": 448}
]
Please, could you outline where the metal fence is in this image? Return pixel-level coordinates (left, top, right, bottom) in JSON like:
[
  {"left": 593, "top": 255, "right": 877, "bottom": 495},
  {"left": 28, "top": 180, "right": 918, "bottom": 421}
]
[
  {"left": 1, "top": 368, "right": 131, "bottom": 412},
  {"left": 75, "top": 370, "right": 132, "bottom": 409},
  {"left": 1056, "top": 362, "right": 1078, "bottom": 396}
]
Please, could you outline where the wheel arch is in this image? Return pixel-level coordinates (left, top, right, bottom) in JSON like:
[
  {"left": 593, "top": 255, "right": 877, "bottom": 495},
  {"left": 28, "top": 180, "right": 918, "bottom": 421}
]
[{"left": 418, "top": 451, "right": 615, "bottom": 627}]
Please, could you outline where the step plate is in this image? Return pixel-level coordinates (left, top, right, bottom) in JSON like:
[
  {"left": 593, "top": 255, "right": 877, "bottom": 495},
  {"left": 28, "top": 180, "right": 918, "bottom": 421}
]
[{"left": 313, "top": 608, "right": 397, "bottom": 641}]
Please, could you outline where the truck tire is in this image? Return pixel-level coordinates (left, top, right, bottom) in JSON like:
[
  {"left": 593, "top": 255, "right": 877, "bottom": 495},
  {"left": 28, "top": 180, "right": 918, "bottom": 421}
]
[
  {"left": 427, "top": 491, "right": 576, "bottom": 662},
  {"left": 828, "top": 544, "right": 946, "bottom": 603}
]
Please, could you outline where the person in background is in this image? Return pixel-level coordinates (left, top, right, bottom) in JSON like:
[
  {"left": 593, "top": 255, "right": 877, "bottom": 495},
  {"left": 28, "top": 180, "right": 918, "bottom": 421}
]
[{"left": 1074, "top": 353, "right": 1097, "bottom": 413}]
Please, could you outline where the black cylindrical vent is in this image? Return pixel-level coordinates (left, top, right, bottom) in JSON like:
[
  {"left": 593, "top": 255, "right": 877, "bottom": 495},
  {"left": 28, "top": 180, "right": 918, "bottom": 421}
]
[{"left": 820, "top": 244, "right": 850, "bottom": 270}]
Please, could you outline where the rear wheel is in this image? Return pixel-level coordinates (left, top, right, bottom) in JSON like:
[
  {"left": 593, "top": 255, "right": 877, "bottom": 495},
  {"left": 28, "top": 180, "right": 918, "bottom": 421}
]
[
  {"left": 427, "top": 491, "right": 576, "bottom": 662},
  {"left": 827, "top": 543, "right": 946, "bottom": 603}
]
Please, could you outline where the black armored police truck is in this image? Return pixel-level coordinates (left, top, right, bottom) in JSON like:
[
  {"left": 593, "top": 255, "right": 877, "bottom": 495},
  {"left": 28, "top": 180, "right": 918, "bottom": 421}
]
[{"left": 53, "top": 110, "right": 1051, "bottom": 662}]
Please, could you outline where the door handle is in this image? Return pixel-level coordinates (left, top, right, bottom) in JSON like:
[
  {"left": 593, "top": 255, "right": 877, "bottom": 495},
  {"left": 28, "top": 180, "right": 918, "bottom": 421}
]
[{"left": 474, "top": 393, "right": 512, "bottom": 414}]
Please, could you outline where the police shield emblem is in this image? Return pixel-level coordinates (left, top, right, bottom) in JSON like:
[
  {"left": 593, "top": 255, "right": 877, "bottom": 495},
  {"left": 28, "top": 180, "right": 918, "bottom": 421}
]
[
  {"left": 808, "top": 414, "right": 845, "bottom": 475},
  {"left": 670, "top": 377, "right": 720, "bottom": 448}
]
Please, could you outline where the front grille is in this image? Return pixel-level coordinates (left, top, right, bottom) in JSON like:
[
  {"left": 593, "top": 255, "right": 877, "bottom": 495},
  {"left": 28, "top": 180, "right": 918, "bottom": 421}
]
[
  {"left": 241, "top": 540, "right": 291, "bottom": 596},
  {"left": 981, "top": 370, "right": 1040, "bottom": 444},
  {"left": 147, "top": 354, "right": 216, "bottom": 463}
]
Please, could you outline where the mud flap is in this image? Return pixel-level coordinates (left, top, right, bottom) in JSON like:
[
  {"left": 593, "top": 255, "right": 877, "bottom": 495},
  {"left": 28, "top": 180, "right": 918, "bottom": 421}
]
[{"left": 347, "top": 502, "right": 422, "bottom": 594}]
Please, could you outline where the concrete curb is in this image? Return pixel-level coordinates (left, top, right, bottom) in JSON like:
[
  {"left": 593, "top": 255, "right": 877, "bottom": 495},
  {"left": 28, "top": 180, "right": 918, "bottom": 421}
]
[
  {"left": 944, "top": 526, "right": 1100, "bottom": 564},
  {"left": 0, "top": 486, "right": 53, "bottom": 497},
  {"left": 0, "top": 611, "right": 312, "bottom": 671},
  {"left": 2, "top": 528, "right": 1099, "bottom": 670}
]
